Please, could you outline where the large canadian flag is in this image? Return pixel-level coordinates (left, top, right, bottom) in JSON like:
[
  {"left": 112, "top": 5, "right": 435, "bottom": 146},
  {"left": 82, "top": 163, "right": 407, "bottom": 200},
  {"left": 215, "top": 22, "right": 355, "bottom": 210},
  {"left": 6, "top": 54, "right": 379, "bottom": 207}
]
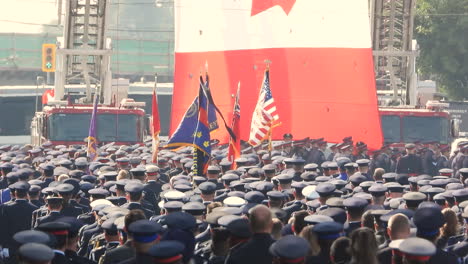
[{"left": 171, "top": 0, "right": 383, "bottom": 150}]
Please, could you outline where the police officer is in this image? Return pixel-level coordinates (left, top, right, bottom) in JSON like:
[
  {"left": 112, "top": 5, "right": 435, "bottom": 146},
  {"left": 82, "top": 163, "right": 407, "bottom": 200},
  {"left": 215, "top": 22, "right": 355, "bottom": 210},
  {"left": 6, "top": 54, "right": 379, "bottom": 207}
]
[
  {"left": 433, "top": 145, "right": 450, "bottom": 172},
  {"left": 35, "top": 195, "right": 64, "bottom": 227},
  {"left": 0, "top": 171, "right": 18, "bottom": 204},
  {"left": 37, "top": 163, "right": 56, "bottom": 189},
  {"left": 396, "top": 144, "right": 423, "bottom": 176},
  {"left": 99, "top": 210, "right": 146, "bottom": 264},
  {"left": 421, "top": 142, "right": 438, "bottom": 176},
  {"left": 413, "top": 207, "right": 459, "bottom": 263},
  {"left": 167, "top": 156, "right": 184, "bottom": 177},
  {"left": 121, "top": 182, "right": 154, "bottom": 219},
  {"left": 37, "top": 221, "right": 73, "bottom": 264},
  {"left": 0, "top": 162, "right": 14, "bottom": 189},
  {"left": 58, "top": 216, "right": 95, "bottom": 264},
  {"left": 77, "top": 198, "right": 109, "bottom": 257},
  {"left": 90, "top": 218, "right": 120, "bottom": 263},
  {"left": 315, "top": 183, "right": 336, "bottom": 211},
  {"left": 269, "top": 235, "right": 309, "bottom": 264},
  {"left": 143, "top": 165, "right": 163, "bottom": 207},
  {"left": 148, "top": 241, "right": 185, "bottom": 264},
  {"left": 198, "top": 181, "right": 217, "bottom": 205},
  {"left": 398, "top": 237, "right": 437, "bottom": 264},
  {"left": 56, "top": 183, "right": 84, "bottom": 218},
  {"left": 17, "top": 243, "right": 55, "bottom": 264},
  {"left": 283, "top": 182, "right": 306, "bottom": 217},
  {"left": 0, "top": 181, "right": 38, "bottom": 258},
  {"left": 343, "top": 197, "right": 368, "bottom": 235},
  {"left": 28, "top": 184, "right": 44, "bottom": 207},
  {"left": 118, "top": 220, "right": 163, "bottom": 264},
  {"left": 372, "top": 146, "right": 392, "bottom": 174}
]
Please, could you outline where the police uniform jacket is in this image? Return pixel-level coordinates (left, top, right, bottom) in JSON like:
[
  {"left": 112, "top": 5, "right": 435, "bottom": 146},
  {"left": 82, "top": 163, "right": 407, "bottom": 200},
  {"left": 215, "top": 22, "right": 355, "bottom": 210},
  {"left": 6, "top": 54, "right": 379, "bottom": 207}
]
[
  {"left": 306, "top": 149, "right": 326, "bottom": 166},
  {"left": 99, "top": 240, "right": 134, "bottom": 264},
  {"left": 195, "top": 225, "right": 211, "bottom": 244},
  {"left": 65, "top": 249, "right": 96, "bottom": 264},
  {"left": 345, "top": 221, "right": 361, "bottom": 237},
  {"left": 52, "top": 251, "right": 73, "bottom": 264},
  {"left": 452, "top": 153, "right": 465, "bottom": 172},
  {"left": 377, "top": 246, "right": 392, "bottom": 264},
  {"left": 61, "top": 203, "right": 84, "bottom": 218},
  {"left": 79, "top": 197, "right": 91, "bottom": 208},
  {"left": 36, "top": 211, "right": 64, "bottom": 227},
  {"left": 143, "top": 181, "right": 161, "bottom": 206},
  {"left": 115, "top": 253, "right": 152, "bottom": 264},
  {"left": 448, "top": 237, "right": 468, "bottom": 259},
  {"left": 121, "top": 202, "right": 153, "bottom": 218},
  {"left": 0, "top": 199, "right": 38, "bottom": 250},
  {"left": 435, "top": 155, "right": 449, "bottom": 172},
  {"left": 78, "top": 225, "right": 102, "bottom": 257},
  {"left": 422, "top": 149, "right": 437, "bottom": 176},
  {"left": 30, "top": 199, "right": 45, "bottom": 208},
  {"left": 283, "top": 200, "right": 303, "bottom": 218},
  {"left": 373, "top": 153, "right": 392, "bottom": 174},
  {"left": 396, "top": 154, "right": 423, "bottom": 175},
  {"left": 70, "top": 199, "right": 90, "bottom": 213},
  {"left": 90, "top": 241, "right": 120, "bottom": 263},
  {"left": 428, "top": 247, "right": 459, "bottom": 264},
  {"left": 31, "top": 206, "right": 48, "bottom": 228},
  {"left": 39, "top": 177, "right": 54, "bottom": 189},
  {"left": 224, "top": 233, "right": 275, "bottom": 264},
  {"left": 0, "top": 177, "right": 8, "bottom": 189},
  {"left": 168, "top": 168, "right": 183, "bottom": 177}
]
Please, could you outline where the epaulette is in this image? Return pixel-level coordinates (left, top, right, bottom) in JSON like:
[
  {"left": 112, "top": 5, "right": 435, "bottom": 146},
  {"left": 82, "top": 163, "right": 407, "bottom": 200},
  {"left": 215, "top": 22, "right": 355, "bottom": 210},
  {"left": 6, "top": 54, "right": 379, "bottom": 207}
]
[
  {"left": 447, "top": 234, "right": 466, "bottom": 247},
  {"left": 91, "top": 245, "right": 105, "bottom": 252}
]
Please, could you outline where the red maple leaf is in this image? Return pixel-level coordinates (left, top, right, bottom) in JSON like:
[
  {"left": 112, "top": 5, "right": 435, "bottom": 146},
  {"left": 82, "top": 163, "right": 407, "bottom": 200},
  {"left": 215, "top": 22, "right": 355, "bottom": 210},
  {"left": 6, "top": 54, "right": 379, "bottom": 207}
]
[{"left": 251, "top": 0, "right": 297, "bottom": 16}]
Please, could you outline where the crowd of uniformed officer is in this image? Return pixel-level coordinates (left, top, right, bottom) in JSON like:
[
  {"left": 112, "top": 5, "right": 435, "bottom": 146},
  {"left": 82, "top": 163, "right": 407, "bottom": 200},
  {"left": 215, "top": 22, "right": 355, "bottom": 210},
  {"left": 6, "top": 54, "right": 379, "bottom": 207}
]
[{"left": 0, "top": 135, "right": 467, "bottom": 264}]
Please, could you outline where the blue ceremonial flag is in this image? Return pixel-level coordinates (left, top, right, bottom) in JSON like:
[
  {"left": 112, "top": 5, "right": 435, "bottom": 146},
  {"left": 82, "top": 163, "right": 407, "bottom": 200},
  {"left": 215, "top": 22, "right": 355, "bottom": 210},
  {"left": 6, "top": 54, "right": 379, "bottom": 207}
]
[
  {"left": 87, "top": 94, "right": 99, "bottom": 161},
  {"left": 165, "top": 87, "right": 218, "bottom": 150},
  {"left": 192, "top": 76, "right": 212, "bottom": 175}
]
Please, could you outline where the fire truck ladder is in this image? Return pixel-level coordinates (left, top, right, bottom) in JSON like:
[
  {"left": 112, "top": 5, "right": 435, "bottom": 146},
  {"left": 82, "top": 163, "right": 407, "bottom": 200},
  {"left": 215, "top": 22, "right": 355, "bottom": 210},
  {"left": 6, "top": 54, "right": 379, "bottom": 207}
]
[
  {"left": 370, "top": 0, "right": 418, "bottom": 105},
  {"left": 54, "top": 0, "right": 112, "bottom": 103}
]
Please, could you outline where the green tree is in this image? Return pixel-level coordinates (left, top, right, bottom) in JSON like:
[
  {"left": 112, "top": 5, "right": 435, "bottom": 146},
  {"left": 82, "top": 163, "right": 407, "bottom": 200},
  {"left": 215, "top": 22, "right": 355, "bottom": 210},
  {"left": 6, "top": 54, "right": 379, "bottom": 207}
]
[{"left": 414, "top": 0, "right": 468, "bottom": 99}]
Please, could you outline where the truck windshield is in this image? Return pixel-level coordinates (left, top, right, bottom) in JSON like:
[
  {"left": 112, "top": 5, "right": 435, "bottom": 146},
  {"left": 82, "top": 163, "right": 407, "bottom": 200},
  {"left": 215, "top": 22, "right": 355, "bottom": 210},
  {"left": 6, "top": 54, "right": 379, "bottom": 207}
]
[
  {"left": 48, "top": 113, "right": 141, "bottom": 143},
  {"left": 381, "top": 115, "right": 401, "bottom": 143},
  {"left": 402, "top": 116, "right": 449, "bottom": 144}
]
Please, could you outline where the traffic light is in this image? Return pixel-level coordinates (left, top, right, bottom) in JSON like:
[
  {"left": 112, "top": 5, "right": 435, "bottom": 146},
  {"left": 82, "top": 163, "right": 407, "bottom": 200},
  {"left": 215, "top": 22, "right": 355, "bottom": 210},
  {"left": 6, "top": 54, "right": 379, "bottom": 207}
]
[{"left": 42, "top": 44, "right": 56, "bottom": 72}]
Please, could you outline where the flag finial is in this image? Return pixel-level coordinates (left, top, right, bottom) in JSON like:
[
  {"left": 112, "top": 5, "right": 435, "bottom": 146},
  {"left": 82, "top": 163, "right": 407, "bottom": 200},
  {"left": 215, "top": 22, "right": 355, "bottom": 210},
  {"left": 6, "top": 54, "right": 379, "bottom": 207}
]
[{"left": 264, "top": 59, "right": 271, "bottom": 70}]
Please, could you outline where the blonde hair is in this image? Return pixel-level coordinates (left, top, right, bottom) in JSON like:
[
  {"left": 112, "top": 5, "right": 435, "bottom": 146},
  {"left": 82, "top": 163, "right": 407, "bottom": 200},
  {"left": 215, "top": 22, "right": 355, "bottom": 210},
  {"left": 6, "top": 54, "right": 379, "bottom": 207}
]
[
  {"left": 373, "top": 168, "right": 385, "bottom": 181},
  {"left": 117, "top": 170, "right": 129, "bottom": 180},
  {"left": 441, "top": 208, "right": 459, "bottom": 238},
  {"left": 299, "top": 225, "right": 321, "bottom": 256},
  {"left": 271, "top": 218, "right": 284, "bottom": 241},
  {"left": 57, "top": 174, "right": 69, "bottom": 182},
  {"left": 206, "top": 202, "right": 223, "bottom": 214}
]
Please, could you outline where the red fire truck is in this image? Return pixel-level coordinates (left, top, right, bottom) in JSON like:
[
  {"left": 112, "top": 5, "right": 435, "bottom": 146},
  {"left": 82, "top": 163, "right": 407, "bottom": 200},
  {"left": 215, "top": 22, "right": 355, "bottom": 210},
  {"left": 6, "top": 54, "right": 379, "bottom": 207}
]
[
  {"left": 31, "top": 99, "right": 146, "bottom": 146},
  {"left": 30, "top": 0, "right": 147, "bottom": 147},
  {"left": 379, "top": 101, "right": 459, "bottom": 147}
]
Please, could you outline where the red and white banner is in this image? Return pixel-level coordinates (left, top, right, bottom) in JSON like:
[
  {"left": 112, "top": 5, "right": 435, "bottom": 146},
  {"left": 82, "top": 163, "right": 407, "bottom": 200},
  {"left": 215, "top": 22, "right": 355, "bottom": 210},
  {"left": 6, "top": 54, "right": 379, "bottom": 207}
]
[
  {"left": 42, "top": 89, "right": 54, "bottom": 105},
  {"left": 171, "top": 0, "right": 383, "bottom": 150}
]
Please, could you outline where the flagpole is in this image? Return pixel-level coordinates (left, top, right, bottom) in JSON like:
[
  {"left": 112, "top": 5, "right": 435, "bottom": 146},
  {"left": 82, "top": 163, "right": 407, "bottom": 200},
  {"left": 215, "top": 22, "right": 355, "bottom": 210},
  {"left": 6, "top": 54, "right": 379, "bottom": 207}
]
[
  {"left": 265, "top": 60, "right": 272, "bottom": 158},
  {"left": 87, "top": 85, "right": 100, "bottom": 161},
  {"left": 152, "top": 73, "right": 160, "bottom": 164},
  {"left": 268, "top": 123, "right": 273, "bottom": 159},
  {"left": 192, "top": 73, "right": 204, "bottom": 176}
]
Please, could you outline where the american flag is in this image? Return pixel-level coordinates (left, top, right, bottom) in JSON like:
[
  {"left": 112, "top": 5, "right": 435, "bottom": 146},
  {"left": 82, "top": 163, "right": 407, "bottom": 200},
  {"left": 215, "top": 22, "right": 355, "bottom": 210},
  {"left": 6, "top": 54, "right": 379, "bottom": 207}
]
[{"left": 248, "top": 69, "right": 280, "bottom": 146}]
